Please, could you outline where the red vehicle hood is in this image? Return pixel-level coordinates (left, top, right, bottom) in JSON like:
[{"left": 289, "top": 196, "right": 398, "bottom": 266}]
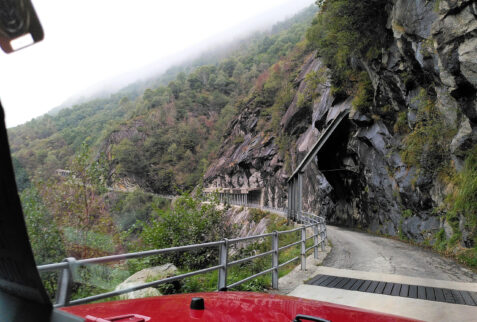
[{"left": 61, "top": 291, "right": 420, "bottom": 322}]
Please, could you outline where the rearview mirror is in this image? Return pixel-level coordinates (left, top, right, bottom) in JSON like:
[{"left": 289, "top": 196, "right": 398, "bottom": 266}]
[{"left": 0, "top": 0, "right": 43, "bottom": 53}]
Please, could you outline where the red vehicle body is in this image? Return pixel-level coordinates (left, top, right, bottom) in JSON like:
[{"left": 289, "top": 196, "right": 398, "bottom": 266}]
[{"left": 61, "top": 292, "right": 419, "bottom": 322}]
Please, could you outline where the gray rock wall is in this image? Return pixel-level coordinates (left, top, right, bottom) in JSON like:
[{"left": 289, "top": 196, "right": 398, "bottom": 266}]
[{"left": 204, "top": 0, "right": 476, "bottom": 245}]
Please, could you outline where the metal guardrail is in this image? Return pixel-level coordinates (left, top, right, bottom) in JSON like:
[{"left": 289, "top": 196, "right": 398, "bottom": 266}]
[
  {"left": 227, "top": 200, "right": 325, "bottom": 230},
  {"left": 224, "top": 200, "right": 288, "bottom": 216},
  {"left": 37, "top": 213, "right": 327, "bottom": 308}
]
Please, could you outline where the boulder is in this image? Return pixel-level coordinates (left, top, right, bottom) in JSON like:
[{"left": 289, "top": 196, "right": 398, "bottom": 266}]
[
  {"left": 115, "top": 264, "right": 178, "bottom": 300},
  {"left": 115, "top": 282, "right": 161, "bottom": 300}
]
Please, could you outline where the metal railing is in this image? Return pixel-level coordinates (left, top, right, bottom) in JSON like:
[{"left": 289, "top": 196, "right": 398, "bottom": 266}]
[
  {"left": 37, "top": 214, "right": 326, "bottom": 308},
  {"left": 235, "top": 202, "right": 288, "bottom": 216}
]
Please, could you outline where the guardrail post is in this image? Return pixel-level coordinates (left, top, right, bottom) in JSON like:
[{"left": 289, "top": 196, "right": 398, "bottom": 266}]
[
  {"left": 320, "top": 221, "right": 325, "bottom": 251},
  {"left": 288, "top": 180, "right": 294, "bottom": 222},
  {"left": 301, "top": 227, "right": 306, "bottom": 271},
  {"left": 55, "top": 257, "right": 76, "bottom": 307},
  {"left": 313, "top": 223, "right": 319, "bottom": 259},
  {"left": 272, "top": 231, "right": 279, "bottom": 289},
  {"left": 297, "top": 173, "right": 303, "bottom": 223},
  {"left": 218, "top": 239, "right": 228, "bottom": 290},
  {"left": 324, "top": 221, "right": 327, "bottom": 240}
]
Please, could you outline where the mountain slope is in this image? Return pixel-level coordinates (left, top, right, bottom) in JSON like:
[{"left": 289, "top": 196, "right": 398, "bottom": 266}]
[{"left": 8, "top": 6, "right": 318, "bottom": 193}]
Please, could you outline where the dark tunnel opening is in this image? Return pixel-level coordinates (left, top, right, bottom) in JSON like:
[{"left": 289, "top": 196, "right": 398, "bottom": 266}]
[{"left": 317, "top": 119, "right": 362, "bottom": 226}]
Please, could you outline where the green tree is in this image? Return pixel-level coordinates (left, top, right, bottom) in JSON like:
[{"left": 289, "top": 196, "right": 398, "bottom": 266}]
[
  {"left": 40, "top": 143, "right": 119, "bottom": 259},
  {"left": 140, "top": 193, "right": 235, "bottom": 269},
  {"left": 21, "top": 187, "right": 66, "bottom": 299},
  {"left": 21, "top": 187, "right": 65, "bottom": 265},
  {"left": 12, "top": 156, "right": 30, "bottom": 192}
]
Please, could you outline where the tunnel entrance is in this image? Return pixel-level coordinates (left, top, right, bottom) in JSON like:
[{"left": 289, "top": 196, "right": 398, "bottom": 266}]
[
  {"left": 317, "top": 118, "right": 362, "bottom": 226},
  {"left": 248, "top": 189, "right": 262, "bottom": 206}
]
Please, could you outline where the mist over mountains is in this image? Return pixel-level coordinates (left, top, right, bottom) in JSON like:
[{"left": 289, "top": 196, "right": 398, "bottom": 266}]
[{"left": 49, "top": 0, "right": 315, "bottom": 116}]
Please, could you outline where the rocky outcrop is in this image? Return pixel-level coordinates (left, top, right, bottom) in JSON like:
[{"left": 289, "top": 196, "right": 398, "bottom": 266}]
[{"left": 204, "top": 0, "right": 476, "bottom": 245}]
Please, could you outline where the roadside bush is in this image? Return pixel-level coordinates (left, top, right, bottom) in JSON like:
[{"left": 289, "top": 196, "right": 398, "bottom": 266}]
[
  {"left": 139, "top": 193, "right": 236, "bottom": 269},
  {"left": 447, "top": 147, "right": 477, "bottom": 246},
  {"left": 249, "top": 208, "right": 268, "bottom": 223}
]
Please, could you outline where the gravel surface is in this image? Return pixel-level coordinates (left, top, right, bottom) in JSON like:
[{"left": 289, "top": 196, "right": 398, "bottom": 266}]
[{"left": 323, "top": 225, "right": 477, "bottom": 282}]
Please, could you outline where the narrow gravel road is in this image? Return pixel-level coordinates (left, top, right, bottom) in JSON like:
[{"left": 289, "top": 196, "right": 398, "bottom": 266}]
[{"left": 323, "top": 225, "right": 476, "bottom": 282}]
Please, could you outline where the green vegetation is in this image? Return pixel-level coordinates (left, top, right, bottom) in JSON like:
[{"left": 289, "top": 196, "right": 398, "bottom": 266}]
[
  {"left": 398, "top": 219, "right": 408, "bottom": 241},
  {"left": 249, "top": 208, "right": 269, "bottom": 223},
  {"left": 21, "top": 187, "right": 65, "bottom": 299},
  {"left": 108, "top": 190, "right": 170, "bottom": 231},
  {"left": 233, "top": 136, "right": 245, "bottom": 145},
  {"left": 306, "top": 0, "right": 388, "bottom": 93},
  {"left": 138, "top": 193, "right": 235, "bottom": 269},
  {"left": 9, "top": 6, "right": 317, "bottom": 195},
  {"left": 402, "top": 209, "right": 413, "bottom": 219},
  {"left": 250, "top": 40, "right": 314, "bottom": 164},
  {"left": 150, "top": 212, "right": 315, "bottom": 295},
  {"left": 394, "top": 111, "right": 410, "bottom": 134},
  {"left": 439, "top": 147, "right": 477, "bottom": 267},
  {"left": 401, "top": 89, "right": 456, "bottom": 178},
  {"left": 448, "top": 147, "right": 477, "bottom": 239},
  {"left": 351, "top": 72, "right": 374, "bottom": 113}
]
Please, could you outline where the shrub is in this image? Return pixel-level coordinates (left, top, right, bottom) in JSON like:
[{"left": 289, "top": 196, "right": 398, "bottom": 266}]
[
  {"left": 296, "top": 92, "right": 309, "bottom": 109},
  {"left": 394, "top": 111, "right": 410, "bottom": 134},
  {"left": 352, "top": 72, "right": 374, "bottom": 113},
  {"left": 249, "top": 208, "right": 268, "bottom": 223},
  {"left": 402, "top": 209, "right": 413, "bottom": 218},
  {"left": 447, "top": 146, "right": 477, "bottom": 245},
  {"left": 306, "top": 0, "right": 388, "bottom": 92},
  {"left": 401, "top": 90, "right": 456, "bottom": 177},
  {"left": 140, "top": 193, "right": 236, "bottom": 269},
  {"left": 233, "top": 136, "right": 245, "bottom": 145}
]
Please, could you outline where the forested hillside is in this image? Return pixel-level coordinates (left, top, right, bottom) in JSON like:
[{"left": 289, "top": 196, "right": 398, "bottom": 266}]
[
  {"left": 5, "top": 6, "right": 323, "bottom": 300},
  {"left": 9, "top": 6, "right": 317, "bottom": 194},
  {"left": 8, "top": 5, "right": 318, "bottom": 276}
]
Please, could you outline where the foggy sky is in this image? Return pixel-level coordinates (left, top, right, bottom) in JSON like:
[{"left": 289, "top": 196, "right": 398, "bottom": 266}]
[{"left": 0, "top": 0, "right": 314, "bottom": 128}]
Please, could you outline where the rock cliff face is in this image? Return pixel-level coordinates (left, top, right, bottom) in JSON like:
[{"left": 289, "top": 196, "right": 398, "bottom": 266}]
[{"left": 204, "top": 0, "right": 476, "bottom": 245}]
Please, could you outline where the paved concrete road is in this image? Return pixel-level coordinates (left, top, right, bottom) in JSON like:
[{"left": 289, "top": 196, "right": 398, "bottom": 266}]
[{"left": 324, "top": 225, "right": 476, "bottom": 282}]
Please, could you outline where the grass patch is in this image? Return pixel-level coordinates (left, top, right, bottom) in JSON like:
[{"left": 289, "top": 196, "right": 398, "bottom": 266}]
[
  {"left": 401, "top": 89, "right": 456, "bottom": 177},
  {"left": 457, "top": 248, "right": 477, "bottom": 268},
  {"left": 402, "top": 209, "right": 413, "bottom": 219},
  {"left": 249, "top": 208, "right": 269, "bottom": 223},
  {"left": 233, "top": 136, "right": 245, "bottom": 145},
  {"left": 394, "top": 111, "right": 410, "bottom": 134},
  {"left": 352, "top": 72, "right": 374, "bottom": 114},
  {"left": 447, "top": 147, "right": 477, "bottom": 243}
]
